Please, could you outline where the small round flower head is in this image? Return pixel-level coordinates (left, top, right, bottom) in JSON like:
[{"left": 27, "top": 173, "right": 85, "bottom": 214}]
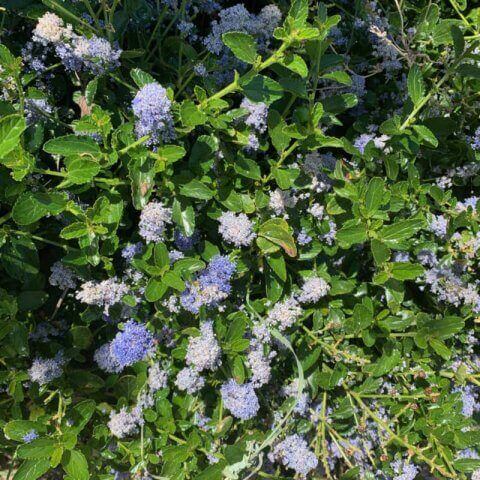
[
  {"left": 246, "top": 133, "right": 260, "bottom": 151},
  {"left": 194, "top": 63, "right": 207, "bottom": 77},
  {"left": 148, "top": 363, "right": 168, "bottom": 392},
  {"left": 297, "top": 229, "right": 312, "bottom": 246},
  {"left": 72, "top": 35, "right": 121, "bottom": 73},
  {"left": 321, "top": 219, "right": 337, "bottom": 245},
  {"left": 417, "top": 249, "right": 437, "bottom": 266},
  {"left": 392, "top": 251, "right": 410, "bottom": 262},
  {"left": 132, "top": 82, "right": 175, "bottom": 144},
  {"left": 266, "top": 297, "right": 302, "bottom": 331},
  {"left": 453, "top": 385, "right": 480, "bottom": 417},
  {"left": 429, "top": 214, "right": 448, "bottom": 238},
  {"left": 354, "top": 133, "right": 375, "bottom": 154},
  {"left": 473, "top": 469, "right": 480, "bottom": 480},
  {"left": 28, "top": 355, "right": 64, "bottom": 385},
  {"left": 33, "top": 12, "right": 72, "bottom": 44},
  {"left": 269, "top": 189, "right": 297, "bottom": 215},
  {"left": 174, "top": 230, "right": 199, "bottom": 251},
  {"left": 138, "top": 201, "right": 172, "bottom": 243},
  {"left": 256, "top": 5, "right": 283, "bottom": 38},
  {"left": 297, "top": 277, "right": 330, "bottom": 304},
  {"left": 271, "top": 434, "right": 318, "bottom": 477},
  {"left": 169, "top": 250, "right": 184, "bottom": 263},
  {"left": 308, "top": 203, "right": 324, "bottom": 220},
  {"left": 185, "top": 321, "right": 221, "bottom": 372},
  {"left": 246, "top": 343, "right": 276, "bottom": 388},
  {"left": 49, "top": 261, "right": 77, "bottom": 290},
  {"left": 180, "top": 255, "right": 236, "bottom": 313},
  {"left": 218, "top": 211, "right": 256, "bottom": 247},
  {"left": 282, "top": 379, "right": 309, "bottom": 415},
  {"left": 110, "top": 321, "right": 155, "bottom": 368},
  {"left": 175, "top": 367, "right": 205, "bottom": 394},
  {"left": 220, "top": 379, "right": 259, "bottom": 420},
  {"left": 303, "top": 152, "right": 336, "bottom": 176},
  {"left": 391, "top": 458, "right": 419, "bottom": 480},
  {"left": 240, "top": 98, "right": 268, "bottom": 133},
  {"left": 76, "top": 277, "right": 129, "bottom": 313},
  {"left": 22, "top": 430, "right": 38, "bottom": 443},
  {"left": 25, "top": 98, "right": 53, "bottom": 126},
  {"left": 94, "top": 343, "right": 122, "bottom": 373},
  {"left": 121, "top": 242, "right": 143, "bottom": 261},
  {"left": 108, "top": 406, "right": 143, "bottom": 438}
]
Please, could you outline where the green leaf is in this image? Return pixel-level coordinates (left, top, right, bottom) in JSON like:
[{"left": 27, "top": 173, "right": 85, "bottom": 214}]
[
  {"left": 60, "top": 222, "right": 88, "bottom": 240},
  {"left": 180, "top": 100, "right": 207, "bottom": 127},
  {"left": 69, "top": 400, "right": 95, "bottom": 433},
  {"left": 429, "top": 338, "right": 451, "bottom": 360},
  {"left": 130, "top": 68, "right": 156, "bottom": 88},
  {"left": 154, "top": 242, "right": 169, "bottom": 269},
  {"left": 364, "top": 177, "right": 385, "bottom": 215},
  {"left": 271, "top": 167, "right": 299, "bottom": 189},
  {"left": 321, "top": 71, "right": 352, "bottom": 85},
  {"left": 242, "top": 75, "right": 284, "bottom": 105},
  {"left": 62, "top": 449, "right": 89, "bottom": 480},
  {"left": 13, "top": 459, "right": 51, "bottom": 480},
  {"left": 451, "top": 25, "right": 465, "bottom": 57},
  {"left": 348, "top": 303, "right": 373, "bottom": 332},
  {"left": 222, "top": 32, "right": 258, "bottom": 64},
  {"left": 407, "top": 65, "right": 424, "bottom": 105},
  {"left": 336, "top": 221, "right": 367, "bottom": 247},
  {"left": 234, "top": 157, "right": 262, "bottom": 180},
  {"left": 64, "top": 157, "right": 100, "bottom": 185},
  {"left": 390, "top": 262, "right": 424, "bottom": 280},
  {"left": 162, "top": 271, "right": 185, "bottom": 291},
  {"left": 155, "top": 145, "right": 186, "bottom": 164},
  {"left": 179, "top": 179, "right": 214, "bottom": 200},
  {"left": 453, "top": 458, "right": 480, "bottom": 473},
  {"left": 413, "top": 125, "right": 438, "bottom": 147},
  {"left": 258, "top": 218, "right": 297, "bottom": 257},
  {"left": 128, "top": 155, "right": 155, "bottom": 210},
  {"left": 369, "top": 348, "right": 401, "bottom": 377},
  {"left": 18, "top": 438, "right": 57, "bottom": 459},
  {"left": 70, "top": 326, "right": 93, "bottom": 350},
  {"left": 268, "top": 109, "right": 290, "bottom": 153},
  {"left": 1, "top": 237, "right": 39, "bottom": 281},
  {"left": 379, "top": 218, "right": 424, "bottom": 247},
  {"left": 431, "top": 315, "right": 464, "bottom": 340},
  {"left": 0, "top": 114, "right": 27, "bottom": 160},
  {"left": 458, "top": 64, "right": 480, "bottom": 79},
  {"left": 172, "top": 199, "right": 195, "bottom": 237},
  {"left": 281, "top": 54, "right": 308, "bottom": 78},
  {"left": 0, "top": 146, "right": 35, "bottom": 180},
  {"left": 371, "top": 239, "right": 390, "bottom": 265},
  {"left": 43, "top": 135, "right": 101, "bottom": 157},
  {"left": 288, "top": 0, "right": 308, "bottom": 28},
  {"left": 4, "top": 420, "right": 43, "bottom": 441},
  {"left": 145, "top": 278, "right": 167, "bottom": 302},
  {"left": 266, "top": 251, "right": 287, "bottom": 282}
]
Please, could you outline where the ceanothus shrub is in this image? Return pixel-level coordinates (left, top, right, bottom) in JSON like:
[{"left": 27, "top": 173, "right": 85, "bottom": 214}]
[{"left": 0, "top": 0, "right": 479, "bottom": 479}]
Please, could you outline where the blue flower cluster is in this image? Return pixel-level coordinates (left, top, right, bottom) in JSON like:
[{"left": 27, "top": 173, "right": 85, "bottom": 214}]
[{"left": 180, "top": 255, "right": 236, "bottom": 313}]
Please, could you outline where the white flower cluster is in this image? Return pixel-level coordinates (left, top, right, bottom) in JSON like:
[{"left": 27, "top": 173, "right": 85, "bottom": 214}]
[
  {"left": 218, "top": 211, "right": 256, "bottom": 247},
  {"left": 269, "top": 189, "right": 297, "bottom": 215},
  {"left": 297, "top": 277, "right": 330, "bottom": 304},
  {"left": 138, "top": 201, "right": 172, "bottom": 243},
  {"left": 76, "top": 277, "right": 129, "bottom": 313},
  {"left": 185, "top": 321, "right": 221, "bottom": 372},
  {"left": 33, "top": 13, "right": 72, "bottom": 45},
  {"left": 266, "top": 297, "right": 302, "bottom": 331},
  {"left": 108, "top": 406, "right": 143, "bottom": 438},
  {"left": 49, "top": 261, "right": 78, "bottom": 290}
]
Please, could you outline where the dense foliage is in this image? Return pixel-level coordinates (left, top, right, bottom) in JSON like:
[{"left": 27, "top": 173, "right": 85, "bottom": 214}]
[{"left": 0, "top": 0, "right": 480, "bottom": 478}]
